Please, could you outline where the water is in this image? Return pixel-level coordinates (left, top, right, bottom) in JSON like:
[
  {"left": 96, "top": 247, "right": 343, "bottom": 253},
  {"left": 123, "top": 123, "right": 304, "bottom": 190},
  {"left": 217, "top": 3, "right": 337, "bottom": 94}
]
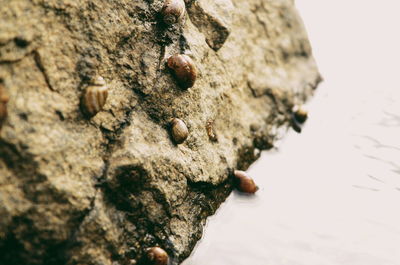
[{"left": 183, "top": 1, "right": 400, "bottom": 264}]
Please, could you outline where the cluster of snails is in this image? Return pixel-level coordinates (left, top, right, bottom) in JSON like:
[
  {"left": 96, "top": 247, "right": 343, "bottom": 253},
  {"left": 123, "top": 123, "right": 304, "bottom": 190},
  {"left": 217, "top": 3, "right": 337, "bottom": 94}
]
[
  {"left": 0, "top": 83, "right": 9, "bottom": 133},
  {"left": 79, "top": 0, "right": 200, "bottom": 146},
  {"left": 78, "top": 1, "right": 310, "bottom": 263},
  {"left": 161, "top": 0, "right": 197, "bottom": 144},
  {"left": 161, "top": 2, "right": 198, "bottom": 144},
  {"left": 0, "top": 2, "right": 310, "bottom": 264},
  {"left": 291, "top": 105, "right": 308, "bottom": 133},
  {"left": 161, "top": 0, "right": 197, "bottom": 90}
]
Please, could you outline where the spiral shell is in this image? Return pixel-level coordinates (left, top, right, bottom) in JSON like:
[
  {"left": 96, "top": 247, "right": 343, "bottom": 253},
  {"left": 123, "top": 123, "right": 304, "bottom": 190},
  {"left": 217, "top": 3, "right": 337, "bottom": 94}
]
[
  {"left": 81, "top": 75, "right": 108, "bottom": 117},
  {"left": 170, "top": 118, "right": 189, "bottom": 144},
  {"left": 0, "top": 84, "right": 9, "bottom": 131},
  {"left": 146, "top": 247, "right": 169, "bottom": 265},
  {"left": 234, "top": 170, "right": 259, "bottom": 194},
  {"left": 167, "top": 54, "right": 197, "bottom": 89},
  {"left": 161, "top": 0, "right": 186, "bottom": 25}
]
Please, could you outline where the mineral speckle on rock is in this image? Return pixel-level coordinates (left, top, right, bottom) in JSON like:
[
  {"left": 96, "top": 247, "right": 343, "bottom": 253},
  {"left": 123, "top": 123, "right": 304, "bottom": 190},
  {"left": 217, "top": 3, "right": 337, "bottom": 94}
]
[{"left": 0, "top": 0, "right": 320, "bottom": 264}]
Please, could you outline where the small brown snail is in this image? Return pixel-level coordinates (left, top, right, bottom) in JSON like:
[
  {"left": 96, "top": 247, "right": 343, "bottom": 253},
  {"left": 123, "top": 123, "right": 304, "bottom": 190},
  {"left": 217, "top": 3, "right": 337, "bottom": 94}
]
[
  {"left": 206, "top": 120, "right": 218, "bottom": 142},
  {"left": 146, "top": 247, "right": 169, "bottom": 265},
  {"left": 167, "top": 54, "right": 197, "bottom": 89},
  {"left": 160, "top": 0, "right": 186, "bottom": 25},
  {"left": 291, "top": 118, "right": 302, "bottom": 133},
  {"left": 170, "top": 118, "right": 188, "bottom": 144},
  {"left": 0, "top": 84, "right": 9, "bottom": 131},
  {"left": 233, "top": 170, "right": 259, "bottom": 194},
  {"left": 293, "top": 106, "right": 308, "bottom": 123},
  {"left": 81, "top": 75, "right": 108, "bottom": 117}
]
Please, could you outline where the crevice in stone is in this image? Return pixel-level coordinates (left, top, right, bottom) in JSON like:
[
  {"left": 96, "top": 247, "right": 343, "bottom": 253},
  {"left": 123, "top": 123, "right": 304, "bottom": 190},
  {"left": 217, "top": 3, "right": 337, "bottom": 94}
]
[{"left": 33, "top": 50, "right": 55, "bottom": 92}]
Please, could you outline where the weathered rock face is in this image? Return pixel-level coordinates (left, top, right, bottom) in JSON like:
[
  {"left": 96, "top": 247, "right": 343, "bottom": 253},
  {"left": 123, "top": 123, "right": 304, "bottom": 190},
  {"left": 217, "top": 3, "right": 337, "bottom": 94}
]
[{"left": 0, "top": 0, "right": 320, "bottom": 264}]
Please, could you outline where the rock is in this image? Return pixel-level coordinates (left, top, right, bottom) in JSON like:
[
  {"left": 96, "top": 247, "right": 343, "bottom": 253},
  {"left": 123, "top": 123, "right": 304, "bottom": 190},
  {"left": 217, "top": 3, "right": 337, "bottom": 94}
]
[{"left": 0, "top": 0, "right": 320, "bottom": 264}]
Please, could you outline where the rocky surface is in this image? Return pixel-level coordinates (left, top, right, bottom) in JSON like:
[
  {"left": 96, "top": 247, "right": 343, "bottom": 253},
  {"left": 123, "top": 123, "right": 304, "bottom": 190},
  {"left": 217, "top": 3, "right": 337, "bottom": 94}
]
[{"left": 0, "top": 0, "right": 320, "bottom": 264}]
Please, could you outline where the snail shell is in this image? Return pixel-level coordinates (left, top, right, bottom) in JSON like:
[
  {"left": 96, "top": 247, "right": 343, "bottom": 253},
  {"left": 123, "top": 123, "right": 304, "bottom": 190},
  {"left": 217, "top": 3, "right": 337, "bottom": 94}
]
[
  {"left": 146, "top": 247, "right": 169, "bottom": 265},
  {"left": 170, "top": 118, "right": 188, "bottom": 144},
  {"left": 161, "top": 0, "right": 186, "bottom": 25},
  {"left": 293, "top": 106, "right": 308, "bottom": 123},
  {"left": 81, "top": 75, "right": 108, "bottom": 117},
  {"left": 234, "top": 170, "right": 259, "bottom": 194},
  {"left": 291, "top": 117, "right": 302, "bottom": 133},
  {"left": 206, "top": 120, "right": 218, "bottom": 142},
  {"left": 0, "top": 84, "right": 9, "bottom": 131},
  {"left": 167, "top": 54, "right": 197, "bottom": 89}
]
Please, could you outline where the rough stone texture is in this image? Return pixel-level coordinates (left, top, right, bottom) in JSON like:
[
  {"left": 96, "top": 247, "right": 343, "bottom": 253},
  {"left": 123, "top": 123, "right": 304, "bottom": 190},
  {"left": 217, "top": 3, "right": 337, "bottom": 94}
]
[{"left": 0, "top": 0, "right": 320, "bottom": 264}]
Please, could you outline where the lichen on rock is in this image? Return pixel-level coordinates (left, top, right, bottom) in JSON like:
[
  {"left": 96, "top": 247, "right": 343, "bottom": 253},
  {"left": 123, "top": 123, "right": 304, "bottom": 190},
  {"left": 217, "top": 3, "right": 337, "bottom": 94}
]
[{"left": 0, "top": 0, "right": 320, "bottom": 264}]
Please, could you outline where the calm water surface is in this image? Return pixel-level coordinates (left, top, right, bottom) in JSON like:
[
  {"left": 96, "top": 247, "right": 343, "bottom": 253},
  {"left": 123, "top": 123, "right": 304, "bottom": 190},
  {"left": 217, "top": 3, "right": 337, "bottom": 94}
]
[{"left": 183, "top": 1, "right": 400, "bottom": 264}]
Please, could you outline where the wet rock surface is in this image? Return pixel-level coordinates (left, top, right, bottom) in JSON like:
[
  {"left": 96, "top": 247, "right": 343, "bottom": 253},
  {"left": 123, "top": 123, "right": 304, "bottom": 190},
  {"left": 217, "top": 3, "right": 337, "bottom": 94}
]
[{"left": 0, "top": 0, "right": 320, "bottom": 264}]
